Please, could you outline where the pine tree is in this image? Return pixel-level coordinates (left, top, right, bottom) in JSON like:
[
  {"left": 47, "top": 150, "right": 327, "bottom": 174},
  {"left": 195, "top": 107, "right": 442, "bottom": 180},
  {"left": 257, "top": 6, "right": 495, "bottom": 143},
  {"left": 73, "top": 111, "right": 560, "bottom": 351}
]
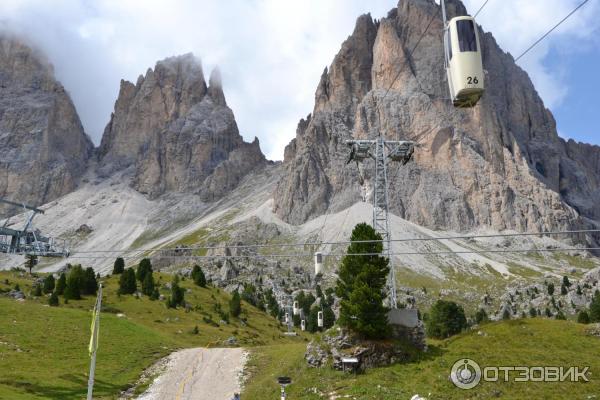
[
  {"left": 64, "top": 265, "right": 83, "bottom": 300},
  {"left": 577, "top": 285, "right": 583, "bottom": 295},
  {"left": 229, "top": 291, "right": 242, "bottom": 318},
  {"left": 150, "top": 288, "right": 160, "bottom": 301},
  {"left": 136, "top": 258, "right": 153, "bottom": 282},
  {"left": 142, "top": 272, "right": 155, "bottom": 296},
  {"left": 323, "top": 304, "right": 336, "bottom": 329},
  {"left": 563, "top": 276, "right": 571, "bottom": 288},
  {"left": 545, "top": 307, "right": 552, "bottom": 317},
  {"left": 577, "top": 310, "right": 591, "bottom": 324},
  {"left": 426, "top": 300, "right": 468, "bottom": 339},
  {"left": 33, "top": 285, "right": 42, "bottom": 297},
  {"left": 81, "top": 267, "right": 98, "bottom": 296},
  {"left": 547, "top": 282, "right": 555, "bottom": 296},
  {"left": 55, "top": 273, "right": 66, "bottom": 295},
  {"left": 43, "top": 275, "right": 55, "bottom": 294},
  {"left": 336, "top": 223, "right": 390, "bottom": 339},
  {"left": 590, "top": 292, "right": 600, "bottom": 322},
  {"left": 502, "top": 308, "right": 511, "bottom": 320},
  {"left": 191, "top": 265, "right": 207, "bottom": 287},
  {"left": 118, "top": 268, "right": 137, "bottom": 295},
  {"left": 561, "top": 284, "right": 568, "bottom": 296},
  {"left": 307, "top": 305, "right": 319, "bottom": 333},
  {"left": 48, "top": 291, "right": 59, "bottom": 306},
  {"left": 112, "top": 257, "right": 125, "bottom": 275},
  {"left": 168, "top": 275, "right": 185, "bottom": 308},
  {"left": 555, "top": 311, "right": 566, "bottom": 320}
]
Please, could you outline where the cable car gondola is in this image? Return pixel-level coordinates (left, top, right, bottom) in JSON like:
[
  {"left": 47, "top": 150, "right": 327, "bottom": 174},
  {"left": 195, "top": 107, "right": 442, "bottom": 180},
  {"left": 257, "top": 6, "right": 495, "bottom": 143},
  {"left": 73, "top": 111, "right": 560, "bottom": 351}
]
[{"left": 443, "top": 12, "right": 485, "bottom": 107}]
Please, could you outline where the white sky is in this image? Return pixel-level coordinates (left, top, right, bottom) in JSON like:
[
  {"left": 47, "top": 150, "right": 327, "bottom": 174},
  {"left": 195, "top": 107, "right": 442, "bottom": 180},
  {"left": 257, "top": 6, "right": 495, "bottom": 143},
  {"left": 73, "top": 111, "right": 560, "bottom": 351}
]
[{"left": 1, "top": 0, "right": 598, "bottom": 160}]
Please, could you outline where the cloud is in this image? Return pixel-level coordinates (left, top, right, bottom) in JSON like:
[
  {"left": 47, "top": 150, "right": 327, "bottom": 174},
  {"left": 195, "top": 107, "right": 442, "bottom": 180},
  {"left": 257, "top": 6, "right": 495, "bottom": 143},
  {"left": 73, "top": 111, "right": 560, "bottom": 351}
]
[{"left": 1, "top": 0, "right": 598, "bottom": 160}]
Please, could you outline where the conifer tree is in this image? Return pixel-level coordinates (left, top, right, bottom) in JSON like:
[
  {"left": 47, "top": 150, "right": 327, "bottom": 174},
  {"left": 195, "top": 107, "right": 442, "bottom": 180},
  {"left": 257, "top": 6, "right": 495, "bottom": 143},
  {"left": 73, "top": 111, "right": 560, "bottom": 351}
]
[
  {"left": 64, "top": 265, "right": 84, "bottom": 300},
  {"left": 136, "top": 258, "right": 153, "bottom": 282},
  {"left": 112, "top": 257, "right": 125, "bottom": 275},
  {"left": 590, "top": 291, "right": 600, "bottom": 322},
  {"left": 43, "top": 275, "right": 55, "bottom": 294},
  {"left": 55, "top": 273, "right": 66, "bottom": 295},
  {"left": 48, "top": 291, "right": 59, "bottom": 306},
  {"left": 427, "top": 300, "right": 467, "bottom": 338},
  {"left": 191, "top": 265, "right": 207, "bottom": 287},
  {"left": 229, "top": 291, "right": 242, "bottom": 318},
  {"left": 142, "top": 271, "right": 155, "bottom": 296},
  {"left": 81, "top": 267, "right": 98, "bottom": 295},
  {"left": 118, "top": 268, "right": 137, "bottom": 295},
  {"left": 336, "top": 223, "right": 390, "bottom": 339},
  {"left": 578, "top": 310, "right": 591, "bottom": 324},
  {"left": 167, "top": 275, "right": 185, "bottom": 308}
]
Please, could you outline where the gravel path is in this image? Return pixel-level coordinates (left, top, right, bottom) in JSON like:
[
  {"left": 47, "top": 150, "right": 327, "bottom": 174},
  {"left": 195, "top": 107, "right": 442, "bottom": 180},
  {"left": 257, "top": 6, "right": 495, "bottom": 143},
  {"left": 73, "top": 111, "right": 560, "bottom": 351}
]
[{"left": 137, "top": 347, "right": 247, "bottom": 400}]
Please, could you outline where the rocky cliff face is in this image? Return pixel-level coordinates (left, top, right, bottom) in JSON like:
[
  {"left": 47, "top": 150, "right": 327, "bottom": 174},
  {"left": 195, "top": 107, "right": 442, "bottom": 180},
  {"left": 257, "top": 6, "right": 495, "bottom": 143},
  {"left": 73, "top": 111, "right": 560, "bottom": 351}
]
[
  {"left": 274, "top": 0, "right": 600, "bottom": 236},
  {"left": 0, "top": 34, "right": 93, "bottom": 217},
  {"left": 99, "top": 54, "right": 267, "bottom": 200}
]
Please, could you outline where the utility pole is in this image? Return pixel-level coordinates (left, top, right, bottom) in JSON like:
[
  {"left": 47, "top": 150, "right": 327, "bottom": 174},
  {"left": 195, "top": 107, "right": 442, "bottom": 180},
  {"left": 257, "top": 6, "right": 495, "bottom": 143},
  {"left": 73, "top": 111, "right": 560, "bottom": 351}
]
[{"left": 346, "top": 138, "right": 414, "bottom": 309}]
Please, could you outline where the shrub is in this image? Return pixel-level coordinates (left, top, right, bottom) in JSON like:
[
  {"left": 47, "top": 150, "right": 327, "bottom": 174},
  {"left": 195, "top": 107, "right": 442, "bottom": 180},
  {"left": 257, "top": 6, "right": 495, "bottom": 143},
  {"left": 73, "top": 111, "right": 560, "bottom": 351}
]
[
  {"left": 547, "top": 283, "right": 555, "bottom": 296},
  {"left": 48, "top": 292, "right": 59, "bottom": 306},
  {"left": 563, "top": 276, "right": 571, "bottom": 288},
  {"left": 427, "top": 300, "right": 467, "bottom": 339},
  {"left": 529, "top": 307, "right": 537, "bottom": 318},
  {"left": 475, "top": 308, "right": 489, "bottom": 324},
  {"left": 555, "top": 311, "right": 567, "bottom": 320},
  {"left": 577, "top": 310, "right": 591, "bottom": 324},
  {"left": 33, "top": 285, "right": 42, "bottom": 297}
]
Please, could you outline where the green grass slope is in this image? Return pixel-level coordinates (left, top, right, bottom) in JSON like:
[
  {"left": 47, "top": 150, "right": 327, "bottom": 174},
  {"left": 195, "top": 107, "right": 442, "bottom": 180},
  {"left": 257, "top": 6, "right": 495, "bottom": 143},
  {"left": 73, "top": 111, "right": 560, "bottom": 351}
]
[
  {"left": 0, "top": 270, "right": 303, "bottom": 399},
  {"left": 243, "top": 319, "right": 600, "bottom": 399}
]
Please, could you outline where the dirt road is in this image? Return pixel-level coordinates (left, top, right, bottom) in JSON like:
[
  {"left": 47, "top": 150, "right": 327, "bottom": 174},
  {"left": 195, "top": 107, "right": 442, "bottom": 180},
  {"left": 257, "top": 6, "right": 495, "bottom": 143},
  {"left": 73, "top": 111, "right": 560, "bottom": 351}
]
[{"left": 137, "top": 347, "right": 247, "bottom": 400}]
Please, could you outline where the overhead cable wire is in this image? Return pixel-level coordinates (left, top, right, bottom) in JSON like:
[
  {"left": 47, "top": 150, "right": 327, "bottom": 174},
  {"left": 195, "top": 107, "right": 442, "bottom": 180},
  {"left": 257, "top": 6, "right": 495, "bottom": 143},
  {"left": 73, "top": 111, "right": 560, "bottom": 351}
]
[
  {"left": 65, "top": 246, "right": 600, "bottom": 260},
  {"left": 473, "top": 0, "right": 491, "bottom": 18},
  {"left": 67, "top": 229, "right": 600, "bottom": 255},
  {"left": 515, "top": 0, "right": 591, "bottom": 62}
]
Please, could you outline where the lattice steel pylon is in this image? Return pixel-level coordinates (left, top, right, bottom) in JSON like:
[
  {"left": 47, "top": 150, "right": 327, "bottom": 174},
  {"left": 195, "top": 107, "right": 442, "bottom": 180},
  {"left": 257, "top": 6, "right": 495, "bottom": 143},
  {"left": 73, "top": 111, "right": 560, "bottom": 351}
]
[{"left": 346, "top": 138, "right": 414, "bottom": 309}]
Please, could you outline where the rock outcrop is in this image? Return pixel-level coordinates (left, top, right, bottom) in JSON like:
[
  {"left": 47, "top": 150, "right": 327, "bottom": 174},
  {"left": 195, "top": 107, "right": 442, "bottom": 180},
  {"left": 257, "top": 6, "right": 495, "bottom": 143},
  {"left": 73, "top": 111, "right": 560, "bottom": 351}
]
[
  {"left": 273, "top": 0, "right": 600, "bottom": 237},
  {"left": 0, "top": 34, "right": 93, "bottom": 217},
  {"left": 99, "top": 54, "right": 266, "bottom": 200}
]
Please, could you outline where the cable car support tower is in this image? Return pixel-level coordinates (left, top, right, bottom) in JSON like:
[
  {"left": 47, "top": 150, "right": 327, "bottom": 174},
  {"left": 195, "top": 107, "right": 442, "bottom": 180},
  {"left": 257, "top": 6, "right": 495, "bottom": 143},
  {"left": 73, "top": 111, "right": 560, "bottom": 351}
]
[{"left": 346, "top": 138, "right": 414, "bottom": 309}]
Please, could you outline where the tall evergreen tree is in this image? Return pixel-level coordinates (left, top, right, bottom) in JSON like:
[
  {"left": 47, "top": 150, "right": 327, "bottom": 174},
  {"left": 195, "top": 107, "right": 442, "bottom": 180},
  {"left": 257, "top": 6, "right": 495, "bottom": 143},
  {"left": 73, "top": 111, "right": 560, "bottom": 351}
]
[
  {"left": 167, "top": 275, "right": 185, "bottom": 308},
  {"left": 118, "top": 268, "right": 137, "bottom": 295},
  {"left": 191, "top": 265, "right": 207, "bottom": 287},
  {"left": 55, "top": 273, "right": 66, "bottom": 295},
  {"left": 136, "top": 258, "right": 153, "bottom": 282},
  {"left": 81, "top": 267, "right": 98, "bottom": 295},
  {"left": 112, "top": 257, "right": 125, "bottom": 275},
  {"left": 590, "top": 291, "right": 600, "bottom": 322},
  {"left": 64, "top": 265, "right": 84, "bottom": 300},
  {"left": 336, "top": 223, "right": 390, "bottom": 339},
  {"left": 307, "top": 305, "right": 319, "bottom": 333},
  {"left": 229, "top": 291, "right": 242, "bottom": 318},
  {"left": 322, "top": 304, "right": 336, "bottom": 329},
  {"left": 43, "top": 275, "right": 55, "bottom": 294},
  {"left": 142, "top": 272, "right": 155, "bottom": 296}
]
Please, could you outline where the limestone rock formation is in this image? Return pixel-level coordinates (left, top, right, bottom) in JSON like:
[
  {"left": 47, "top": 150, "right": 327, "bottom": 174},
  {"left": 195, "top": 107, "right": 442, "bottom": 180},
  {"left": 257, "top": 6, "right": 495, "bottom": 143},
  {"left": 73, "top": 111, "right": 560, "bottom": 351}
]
[
  {"left": 273, "top": 0, "right": 600, "bottom": 237},
  {"left": 99, "top": 54, "right": 267, "bottom": 200},
  {"left": 0, "top": 34, "right": 93, "bottom": 217}
]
